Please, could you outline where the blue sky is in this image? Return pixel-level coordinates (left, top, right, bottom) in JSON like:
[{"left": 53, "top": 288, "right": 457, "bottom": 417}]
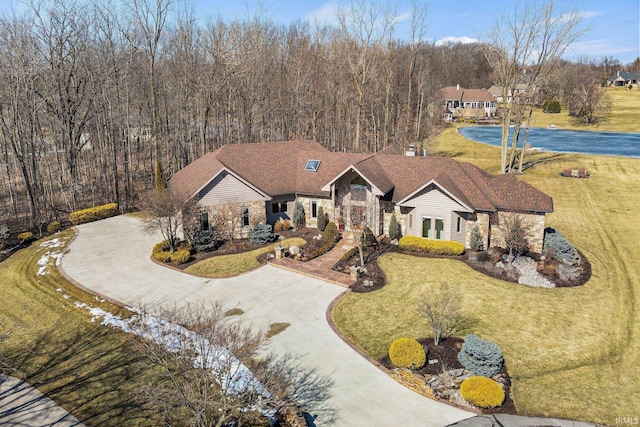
[{"left": 1, "top": 0, "right": 638, "bottom": 64}]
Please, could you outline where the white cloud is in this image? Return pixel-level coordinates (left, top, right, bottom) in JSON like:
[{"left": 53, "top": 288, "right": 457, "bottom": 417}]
[
  {"left": 435, "top": 36, "right": 479, "bottom": 46},
  {"left": 392, "top": 11, "right": 412, "bottom": 25},
  {"left": 306, "top": 2, "right": 341, "bottom": 27}
]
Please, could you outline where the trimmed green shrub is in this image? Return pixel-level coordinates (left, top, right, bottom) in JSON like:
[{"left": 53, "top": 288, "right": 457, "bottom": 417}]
[
  {"left": 323, "top": 221, "right": 339, "bottom": 243},
  {"left": 18, "top": 232, "right": 34, "bottom": 243},
  {"left": 292, "top": 199, "right": 305, "bottom": 227},
  {"left": 388, "top": 337, "right": 426, "bottom": 370},
  {"left": 47, "top": 221, "right": 61, "bottom": 233},
  {"left": 340, "top": 247, "right": 358, "bottom": 263},
  {"left": 543, "top": 100, "right": 561, "bottom": 113},
  {"left": 317, "top": 206, "right": 326, "bottom": 232},
  {"left": 362, "top": 226, "right": 376, "bottom": 247},
  {"left": 388, "top": 213, "right": 401, "bottom": 240},
  {"left": 398, "top": 236, "right": 464, "bottom": 255},
  {"left": 193, "top": 230, "right": 220, "bottom": 252},
  {"left": 69, "top": 203, "right": 118, "bottom": 225},
  {"left": 249, "top": 223, "right": 276, "bottom": 244},
  {"left": 460, "top": 376, "right": 505, "bottom": 408},
  {"left": 457, "top": 334, "right": 504, "bottom": 377},
  {"left": 469, "top": 224, "right": 483, "bottom": 251}
]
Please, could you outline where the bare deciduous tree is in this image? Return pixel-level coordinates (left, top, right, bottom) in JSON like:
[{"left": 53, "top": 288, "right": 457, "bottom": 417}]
[
  {"left": 139, "top": 189, "right": 194, "bottom": 252},
  {"left": 483, "top": 0, "right": 586, "bottom": 173},
  {"left": 417, "top": 282, "right": 464, "bottom": 346},
  {"left": 134, "top": 302, "right": 335, "bottom": 427}
]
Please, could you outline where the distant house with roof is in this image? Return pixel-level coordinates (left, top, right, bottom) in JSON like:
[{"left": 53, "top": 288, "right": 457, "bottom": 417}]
[
  {"left": 488, "top": 83, "right": 529, "bottom": 104},
  {"left": 439, "top": 85, "right": 497, "bottom": 121},
  {"left": 607, "top": 71, "right": 640, "bottom": 87},
  {"left": 169, "top": 140, "right": 553, "bottom": 252}
]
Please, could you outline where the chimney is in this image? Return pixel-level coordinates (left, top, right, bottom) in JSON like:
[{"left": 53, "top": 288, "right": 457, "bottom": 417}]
[
  {"left": 456, "top": 83, "right": 460, "bottom": 91},
  {"left": 405, "top": 144, "right": 416, "bottom": 156},
  {"left": 617, "top": 70, "right": 620, "bottom": 77}
]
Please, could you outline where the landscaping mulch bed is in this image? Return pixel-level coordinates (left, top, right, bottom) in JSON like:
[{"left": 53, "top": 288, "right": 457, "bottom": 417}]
[
  {"left": 178, "top": 228, "right": 318, "bottom": 270},
  {"left": 379, "top": 337, "right": 516, "bottom": 414},
  {"left": 332, "top": 238, "right": 395, "bottom": 292}
]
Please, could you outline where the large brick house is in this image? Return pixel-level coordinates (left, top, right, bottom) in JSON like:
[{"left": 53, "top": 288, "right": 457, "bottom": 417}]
[{"left": 169, "top": 140, "right": 553, "bottom": 252}]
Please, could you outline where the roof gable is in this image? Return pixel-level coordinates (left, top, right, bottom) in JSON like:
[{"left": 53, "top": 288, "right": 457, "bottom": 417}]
[{"left": 171, "top": 140, "right": 553, "bottom": 214}]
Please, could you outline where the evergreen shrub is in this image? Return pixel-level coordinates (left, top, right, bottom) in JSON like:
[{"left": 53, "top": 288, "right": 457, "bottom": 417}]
[
  {"left": 457, "top": 334, "right": 504, "bottom": 377},
  {"left": 18, "top": 232, "right": 34, "bottom": 242},
  {"left": 317, "top": 206, "right": 326, "bottom": 231},
  {"left": 460, "top": 376, "right": 505, "bottom": 408},
  {"left": 323, "top": 222, "right": 339, "bottom": 243},
  {"left": 543, "top": 100, "right": 561, "bottom": 113},
  {"left": 388, "top": 337, "right": 427, "bottom": 370},
  {"left": 469, "top": 224, "right": 483, "bottom": 251},
  {"left": 398, "top": 236, "right": 464, "bottom": 255},
  {"left": 249, "top": 223, "right": 276, "bottom": 244},
  {"left": 388, "top": 213, "right": 401, "bottom": 240},
  {"left": 193, "top": 230, "right": 219, "bottom": 252},
  {"left": 69, "top": 203, "right": 118, "bottom": 225},
  {"left": 543, "top": 228, "right": 580, "bottom": 266},
  {"left": 47, "top": 221, "right": 61, "bottom": 233},
  {"left": 292, "top": 199, "right": 305, "bottom": 227}
]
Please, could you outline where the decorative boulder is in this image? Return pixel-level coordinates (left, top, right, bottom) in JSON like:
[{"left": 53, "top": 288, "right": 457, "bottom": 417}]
[{"left": 288, "top": 246, "right": 300, "bottom": 256}]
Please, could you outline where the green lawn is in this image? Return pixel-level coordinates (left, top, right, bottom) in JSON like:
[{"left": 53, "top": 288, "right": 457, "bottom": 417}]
[
  {"left": 0, "top": 231, "right": 160, "bottom": 426},
  {"left": 185, "top": 237, "right": 306, "bottom": 278},
  {"left": 333, "top": 130, "right": 640, "bottom": 424}
]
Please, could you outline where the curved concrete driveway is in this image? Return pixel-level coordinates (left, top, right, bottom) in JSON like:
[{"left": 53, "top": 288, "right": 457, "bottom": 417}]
[{"left": 61, "top": 215, "right": 473, "bottom": 426}]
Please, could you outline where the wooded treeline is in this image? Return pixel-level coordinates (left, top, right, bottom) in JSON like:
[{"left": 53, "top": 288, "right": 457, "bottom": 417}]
[
  {"left": 0, "top": 0, "right": 634, "bottom": 233},
  {"left": 0, "top": 0, "right": 496, "bottom": 232}
]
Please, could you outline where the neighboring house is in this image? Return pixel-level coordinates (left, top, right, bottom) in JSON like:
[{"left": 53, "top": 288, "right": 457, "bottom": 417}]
[
  {"left": 607, "top": 71, "right": 640, "bottom": 87},
  {"left": 439, "top": 85, "right": 497, "bottom": 121},
  {"left": 169, "top": 140, "right": 553, "bottom": 252},
  {"left": 488, "top": 83, "right": 529, "bottom": 104}
]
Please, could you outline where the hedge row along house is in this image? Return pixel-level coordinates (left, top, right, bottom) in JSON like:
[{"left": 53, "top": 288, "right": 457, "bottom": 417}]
[{"left": 169, "top": 140, "right": 553, "bottom": 252}]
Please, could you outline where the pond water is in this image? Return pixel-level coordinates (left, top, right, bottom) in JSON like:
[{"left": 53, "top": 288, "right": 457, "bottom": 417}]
[{"left": 458, "top": 126, "right": 640, "bottom": 158}]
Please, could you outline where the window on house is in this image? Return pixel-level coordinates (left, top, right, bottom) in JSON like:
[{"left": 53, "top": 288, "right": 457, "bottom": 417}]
[
  {"left": 305, "top": 160, "right": 320, "bottom": 172},
  {"left": 271, "top": 202, "right": 287, "bottom": 214},
  {"left": 311, "top": 200, "right": 317, "bottom": 218},
  {"left": 422, "top": 217, "right": 431, "bottom": 238},
  {"left": 242, "top": 207, "right": 249, "bottom": 227},
  {"left": 350, "top": 176, "right": 367, "bottom": 202},
  {"left": 409, "top": 213, "right": 413, "bottom": 229},
  {"left": 457, "top": 216, "right": 462, "bottom": 233},
  {"left": 200, "top": 211, "right": 210, "bottom": 231},
  {"left": 435, "top": 218, "right": 444, "bottom": 239}
]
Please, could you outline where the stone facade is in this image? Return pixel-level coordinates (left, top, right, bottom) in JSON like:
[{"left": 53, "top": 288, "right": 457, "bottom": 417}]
[
  {"left": 489, "top": 211, "right": 546, "bottom": 253},
  {"left": 296, "top": 196, "right": 334, "bottom": 229},
  {"left": 199, "top": 201, "right": 266, "bottom": 240}
]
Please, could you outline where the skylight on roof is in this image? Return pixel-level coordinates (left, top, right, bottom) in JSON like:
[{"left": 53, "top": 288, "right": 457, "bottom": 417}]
[{"left": 305, "top": 159, "right": 320, "bottom": 172}]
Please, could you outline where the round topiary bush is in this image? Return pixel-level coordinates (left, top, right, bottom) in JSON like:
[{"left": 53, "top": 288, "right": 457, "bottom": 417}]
[
  {"left": 323, "top": 221, "right": 339, "bottom": 243},
  {"left": 18, "top": 232, "right": 34, "bottom": 243},
  {"left": 388, "top": 337, "right": 426, "bottom": 370},
  {"left": 460, "top": 376, "right": 505, "bottom": 408}
]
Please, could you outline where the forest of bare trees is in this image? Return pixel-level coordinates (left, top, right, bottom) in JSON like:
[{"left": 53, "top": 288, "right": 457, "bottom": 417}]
[
  {"left": 0, "top": 0, "right": 497, "bottom": 233},
  {"left": 0, "top": 0, "right": 633, "bottom": 234}
]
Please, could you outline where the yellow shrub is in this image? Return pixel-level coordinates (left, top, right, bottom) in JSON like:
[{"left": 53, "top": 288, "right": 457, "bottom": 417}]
[
  {"left": 69, "top": 203, "right": 118, "bottom": 225},
  {"left": 460, "top": 376, "right": 505, "bottom": 408},
  {"left": 388, "top": 337, "right": 426, "bottom": 370},
  {"left": 170, "top": 250, "right": 191, "bottom": 264},
  {"left": 47, "top": 221, "right": 61, "bottom": 233},
  {"left": 273, "top": 221, "right": 283, "bottom": 232},
  {"left": 18, "top": 232, "right": 34, "bottom": 242},
  {"left": 398, "top": 236, "right": 465, "bottom": 255}
]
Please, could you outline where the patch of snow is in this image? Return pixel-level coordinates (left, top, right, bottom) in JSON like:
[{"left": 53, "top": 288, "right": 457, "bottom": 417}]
[
  {"left": 37, "top": 238, "right": 65, "bottom": 275},
  {"left": 73, "top": 303, "right": 267, "bottom": 396},
  {"left": 63, "top": 294, "right": 70, "bottom": 299},
  {"left": 56, "top": 288, "right": 62, "bottom": 292}
]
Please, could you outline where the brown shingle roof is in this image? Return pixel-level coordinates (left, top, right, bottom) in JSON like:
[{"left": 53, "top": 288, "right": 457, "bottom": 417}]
[
  {"left": 439, "top": 86, "right": 496, "bottom": 102},
  {"left": 169, "top": 140, "right": 553, "bottom": 214}
]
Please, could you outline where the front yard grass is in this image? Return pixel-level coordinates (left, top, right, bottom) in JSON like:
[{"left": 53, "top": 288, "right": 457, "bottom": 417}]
[
  {"left": 185, "top": 237, "right": 306, "bottom": 278},
  {"left": 332, "top": 131, "right": 640, "bottom": 424},
  {"left": 0, "top": 231, "right": 160, "bottom": 426}
]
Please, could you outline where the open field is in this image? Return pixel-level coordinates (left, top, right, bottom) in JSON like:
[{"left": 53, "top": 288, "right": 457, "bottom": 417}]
[
  {"left": 526, "top": 87, "right": 640, "bottom": 132},
  {"left": 333, "top": 129, "right": 640, "bottom": 424},
  {"left": 0, "top": 231, "right": 159, "bottom": 426}
]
